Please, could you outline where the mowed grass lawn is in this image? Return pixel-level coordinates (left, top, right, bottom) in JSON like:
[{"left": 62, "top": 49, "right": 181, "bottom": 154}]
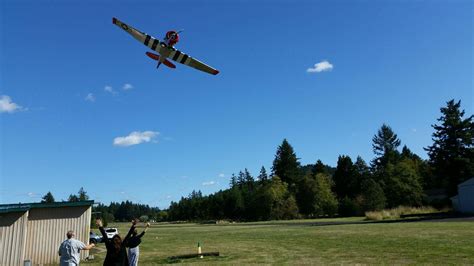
[{"left": 84, "top": 218, "right": 474, "bottom": 265}]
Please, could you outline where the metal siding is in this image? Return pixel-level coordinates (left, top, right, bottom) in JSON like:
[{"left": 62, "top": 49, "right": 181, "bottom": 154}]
[
  {"left": 0, "top": 210, "right": 28, "bottom": 266},
  {"left": 82, "top": 206, "right": 92, "bottom": 259},
  {"left": 24, "top": 206, "right": 91, "bottom": 264},
  {"left": 459, "top": 184, "right": 474, "bottom": 213}
]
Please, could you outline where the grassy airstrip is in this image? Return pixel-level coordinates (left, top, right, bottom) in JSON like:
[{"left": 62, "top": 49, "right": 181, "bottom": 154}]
[{"left": 83, "top": 217, "right": 474, "bottom": 265}]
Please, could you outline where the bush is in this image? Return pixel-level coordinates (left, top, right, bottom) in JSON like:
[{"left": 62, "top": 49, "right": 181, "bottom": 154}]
[
  {"left": 365, "top": 206, "right": 439, "bottom": 220},
  {"left": 365, "top": 211, "right": 384, "bottom": 221}
]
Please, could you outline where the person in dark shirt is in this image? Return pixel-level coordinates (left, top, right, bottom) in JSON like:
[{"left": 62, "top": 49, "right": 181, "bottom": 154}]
[
  {"left": 96, "top": 219, "right": 136, "bottom": 266},
  {"left": 127, "top": 220, "right": 150, "bottom": 266}
]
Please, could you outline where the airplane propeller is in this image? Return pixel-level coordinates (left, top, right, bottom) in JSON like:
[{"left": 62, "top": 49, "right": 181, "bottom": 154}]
[{"left": 169, "top": 30, "right": 183, "bottom": 40}]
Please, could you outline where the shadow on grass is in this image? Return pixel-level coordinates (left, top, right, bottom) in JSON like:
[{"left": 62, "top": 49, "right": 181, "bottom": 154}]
[
  {"left": 161, "top": 255, "right": 228, "bottom": 264},
  {"left": 146, "top": 213, "right": 474, "bottom": 230},
  {"left": 229, "top": 212, "right": 474, "bottom": 228}
]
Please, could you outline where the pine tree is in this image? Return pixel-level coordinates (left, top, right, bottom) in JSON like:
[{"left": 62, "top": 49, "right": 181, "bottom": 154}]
[
  {"left": 370, "top": 125, "right": 426, "bottom": 206},
  {"left": 237, "top": 171, "right": 245, "bottom": 188},
  {"left": 78, "top": 187, "right": 89, "bottom": 201},
  {"left": 333, "top": 155, "right": 357, "bottom": 199},
  {"left": 425, "top": 99, "right": 474, "bottom": 196},
  {"left": 244, "top": 168, "right": 254, "bottom": 183},
  {"left": 225, "top": 186, "right": 244, "bottom": 220},
  {"left": 68, "top": 194, "right": 79, "bottom": 202},
  {"left": 229, "top": 173, "right": 237, "bottom": 188},
  {"left": 354, "top": 156, "right": 371, "bottom": 182},
  {"left": 243, "top": 168, "right": 255, "bottom": 190},
  {"left": 351, "top": 156, "right": 373, "bottom": 201},
  {"left": 295, "top": 173, "right": 318, "bottom": 216},
  {"left": 257, "top": 166, "right": 268, "bottom": 183},
  {"left": 372, "top": 124, "right": 401, "bottom": 168},
  {"left": 41, "top": 192, "right": 55, "bottom": 203},
  {"left": 401, "top": 145, "right": 418, "bottom": 160},
  {"left": 313, "top": 160, "right": 329, "bottom": 175},
  {"left": 272, "top": 139, "right": 301, "bottom": 186}
]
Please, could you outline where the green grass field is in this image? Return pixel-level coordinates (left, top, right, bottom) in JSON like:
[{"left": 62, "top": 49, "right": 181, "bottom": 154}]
[{"left": 84, "top": 217, "right": 474, "bottom": 265}]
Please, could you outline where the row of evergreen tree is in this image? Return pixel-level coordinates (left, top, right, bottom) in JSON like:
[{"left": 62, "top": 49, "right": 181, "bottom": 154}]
[
  {"left": 41, "top": 187, "right": 90, "bottom": 203},
  {"left": 40, "top": 188, "right": 164, "bottom": 225},
  {"left": 93, "top": 201, "right": 162, "bottom": 225},
  {"left": 167, "top": 99, "right": 473, "bottom": 220}
]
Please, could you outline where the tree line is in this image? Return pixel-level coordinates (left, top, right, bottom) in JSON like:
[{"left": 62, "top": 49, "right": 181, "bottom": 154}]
[
  {"left": 41, "top": 187, "right": 90, "bottom": 203},
  {"left": 167, "top": 99, "right": 473, "bottom": 220},
  {"left": 93, "top": 201, "right": 163, "bottom": 225},
  {"left": 41, "top": 188, "right": 165, "bottom": 225}
]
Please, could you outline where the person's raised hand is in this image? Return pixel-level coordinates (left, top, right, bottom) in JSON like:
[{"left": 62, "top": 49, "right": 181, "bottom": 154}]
[
  {"left": 146, "top": 222, "right": 150, "bottom": 227},
  {"left": 95, "top": 219, "right": 103, "bottom": 227}
]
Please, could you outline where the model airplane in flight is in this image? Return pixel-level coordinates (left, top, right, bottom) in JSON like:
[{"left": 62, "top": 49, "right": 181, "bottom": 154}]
[{"left": 112, "top": 17, "right": 219, "bottom": 75}]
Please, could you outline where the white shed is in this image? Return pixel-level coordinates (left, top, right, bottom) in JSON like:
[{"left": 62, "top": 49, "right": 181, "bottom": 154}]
[
  {"left": 451, "top": 177, "right": 474, "bottom": 213},
  {"left": 0, "top": 201, "right": 93, "bottom": 265}
]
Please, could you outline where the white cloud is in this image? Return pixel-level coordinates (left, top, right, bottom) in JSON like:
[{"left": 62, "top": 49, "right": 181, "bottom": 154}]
[
  {"left": 307, "top": 60, "right": 334, "bottom": 73},
  {"left": 104, "top": 85, "right": 117, "bottom": 94},
  {"left": 122, "top": 83, "right": 134, "bottom": 90},
  {"left": 85, "top": 93, "right": 95, "bottom": 102},
  {"left": 202, "top": 181, "right": 216, "bottom": 186},
  {"left": 27, "top": 192, "right": 39, "bottom": 198},
  {"left": 113, "top": 131, "right": 159, "bottom": 147},
  {"left": 0, "top": 95, "right": 25, "bottom": 113},
  {"left": 218, "top": 173, "right": 225, "bottom": 178}
]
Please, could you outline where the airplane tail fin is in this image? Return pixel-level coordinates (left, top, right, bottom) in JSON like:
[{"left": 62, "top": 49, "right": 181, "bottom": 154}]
[{"left": 145, "top": 52, "right": 176, "bottom": 69}]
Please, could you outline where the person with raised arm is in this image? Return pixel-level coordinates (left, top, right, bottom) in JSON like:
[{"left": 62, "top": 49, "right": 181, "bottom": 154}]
[
  {"left": 127, "top": 220, "right": 151, "bottom": 266},
  {"left": 58, "top": 230, "right": 95, "bottom": 265},
  {"left": 96, "top": 218, "right": 136, "bottom": 266}
]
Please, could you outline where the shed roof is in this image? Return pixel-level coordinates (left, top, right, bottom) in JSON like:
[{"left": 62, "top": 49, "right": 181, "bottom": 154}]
[
  {"left": 0, "top": 206, "right": 30, "bottom": 214},
  {"left": 459, "top": 177, "right": 474, "bottom": 187},
  {"left": 0, "top": 201, "right": 94, "bottom": 214}
]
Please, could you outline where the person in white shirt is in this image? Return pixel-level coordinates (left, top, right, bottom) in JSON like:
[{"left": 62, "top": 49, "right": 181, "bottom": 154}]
[{"left": 58, "top": 230, "right": 95, "bottom": 266}]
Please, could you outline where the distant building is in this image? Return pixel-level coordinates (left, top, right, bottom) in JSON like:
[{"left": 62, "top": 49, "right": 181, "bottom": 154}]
[
  {"left": 451, "top": 178, "right": 474, "bottom": 213},
  {"left": 0, "top": 200, "right": 93, "bottom": 266}
]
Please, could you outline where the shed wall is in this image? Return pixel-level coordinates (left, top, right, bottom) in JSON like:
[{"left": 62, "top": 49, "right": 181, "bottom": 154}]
[
  {"left": 0, "top": 210, "right": 28, "bottom": 266},
  {"left": 24, "top": 206, "right": 91, "bottom": 264},
  {"left": 459, "top": 184, "right": 474, "bottom": 213}
]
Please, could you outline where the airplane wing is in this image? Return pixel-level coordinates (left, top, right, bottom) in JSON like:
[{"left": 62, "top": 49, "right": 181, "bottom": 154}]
[
  {"left": 112, "top": 17, "right": 166, "bottom": 54},
  {"left": 168, "top": 49, "right": 219, "bottom": 75},
  {"left": 113, "top": 17, "right": 219, "bottom": 75}
]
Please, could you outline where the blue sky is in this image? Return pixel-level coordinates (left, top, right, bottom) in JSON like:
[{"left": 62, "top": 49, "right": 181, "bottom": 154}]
[{"left": 1, "top": 0, "right": 472, "bottom": 208}]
